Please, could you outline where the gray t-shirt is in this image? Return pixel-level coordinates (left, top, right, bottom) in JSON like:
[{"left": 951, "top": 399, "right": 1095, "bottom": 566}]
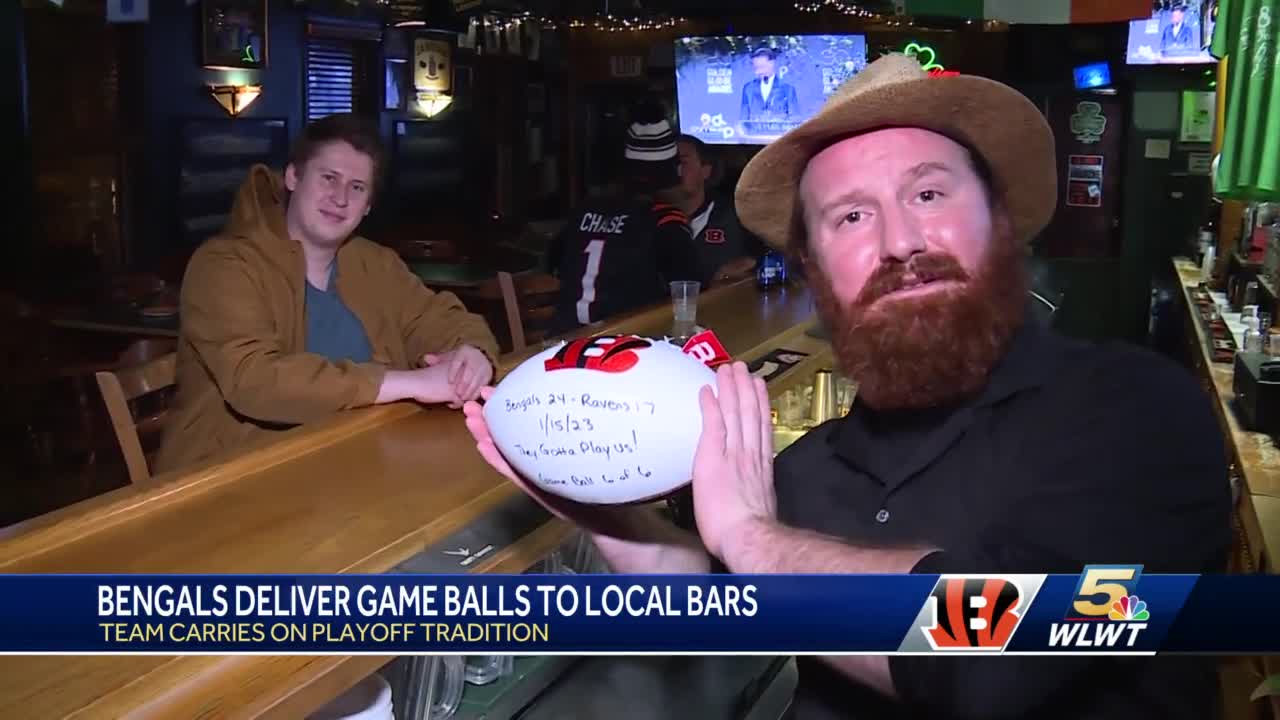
[{"left": 304, "top": 263, "right": 373, "bottom": 364}]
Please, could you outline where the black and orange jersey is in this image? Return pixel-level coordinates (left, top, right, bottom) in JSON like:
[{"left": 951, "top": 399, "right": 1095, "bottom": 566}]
[{"left": 549, "top": 198, "right": 701, "bottom": 329}]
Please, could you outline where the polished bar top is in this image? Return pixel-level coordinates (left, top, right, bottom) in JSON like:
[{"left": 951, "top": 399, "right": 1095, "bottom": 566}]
[
  {"left": 0, "top": 279, "right": 822, "bottom": 719},
  {"left": 1173, "top": 258, "right": 1280, "bottom": 573}
]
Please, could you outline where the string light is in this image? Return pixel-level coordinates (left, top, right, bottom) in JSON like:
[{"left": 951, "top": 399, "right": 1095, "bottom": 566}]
[
  {"left": 317, "top": 0, "right": 691, "bottom": 33},
  {"left": 792, "top": 0, "right": 877, "bottom": 18},
  {"left": 481, "top": 15, "right": 530, "bottom": 31},
  {"left": 476, "top": 10, "right": 685, "bottom": 33},
  {"left": 568, "top": 15, "right": 686, "bottom": 32},
  {"left": 791, "top": 2, "right": 923, "bottom": 27}
]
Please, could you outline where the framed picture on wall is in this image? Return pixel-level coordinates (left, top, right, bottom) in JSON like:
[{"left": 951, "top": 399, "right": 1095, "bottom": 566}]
[{"left": 201, "top": 0, "right": 268, "bottom": 70}]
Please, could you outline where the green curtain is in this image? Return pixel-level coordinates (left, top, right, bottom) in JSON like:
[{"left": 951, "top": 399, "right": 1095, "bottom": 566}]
[{"left": 1211, "top": 0, "right": 1280, "bottom": 200}]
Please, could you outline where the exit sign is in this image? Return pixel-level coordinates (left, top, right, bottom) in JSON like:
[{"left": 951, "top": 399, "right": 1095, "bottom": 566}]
[{"left": 609, "top": 56, "right": 645, "bottom": 78}]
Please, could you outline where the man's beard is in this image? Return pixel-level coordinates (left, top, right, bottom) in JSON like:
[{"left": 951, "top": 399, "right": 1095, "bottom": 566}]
[{"left": 809, "top": 224, "right": 1028, "bottom": 412}]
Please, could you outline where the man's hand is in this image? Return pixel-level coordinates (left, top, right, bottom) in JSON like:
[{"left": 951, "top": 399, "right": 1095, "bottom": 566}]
[
  {"left": 376, "top": 364, "right": 459, "bottom": 406},
  {"left": 463, "top": 388, "right": 710, "bottom": 573},
  {"left": 692, "top": 361, "right": 777, "bottom": 560},
  {"left": 424, "top": 345, "right": 492, "bottom": 408}
]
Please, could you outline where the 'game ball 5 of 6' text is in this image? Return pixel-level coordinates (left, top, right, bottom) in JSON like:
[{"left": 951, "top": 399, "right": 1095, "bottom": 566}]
[{"left": 484, "top": 334, "right": 729, "bottom": 504}]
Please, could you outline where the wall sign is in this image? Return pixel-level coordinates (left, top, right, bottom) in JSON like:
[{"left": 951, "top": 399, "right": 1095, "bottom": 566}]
[
  {"left": 1066, "top": 155, "right": 1104, "bottom": 208},
  {"left": 1188, "top": 152, "right": 1213, "bottom": 176},
  {"left": 609, "top": 55, "right": 645, "bottom": 78},
  {"left": 1143, "top": 138, "right": 1172, "bottom": 159},
  {"left": 1179, "top": 90, "right": 1216, "bottom": 143},
  {"left": 1069, "top": 101, "right": 1108, "bottom": 143}
]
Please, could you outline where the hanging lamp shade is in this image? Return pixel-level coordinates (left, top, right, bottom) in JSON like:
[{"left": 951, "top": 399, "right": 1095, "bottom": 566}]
[{"left": 208, "top": 84, "right": 262, "bottom": 116}]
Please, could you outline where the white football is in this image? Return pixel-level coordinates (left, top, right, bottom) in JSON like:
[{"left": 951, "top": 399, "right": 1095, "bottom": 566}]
[{"left": 484, "top": 335, "right": 717, "bottom": 504}]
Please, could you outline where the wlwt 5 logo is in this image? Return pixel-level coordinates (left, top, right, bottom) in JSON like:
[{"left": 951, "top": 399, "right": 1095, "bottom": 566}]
[{"left": 1049, "top": 565, "right": 1150, "bottom": 650}]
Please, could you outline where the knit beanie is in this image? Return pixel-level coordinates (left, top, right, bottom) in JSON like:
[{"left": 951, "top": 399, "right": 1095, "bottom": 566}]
[
  {"left": 625, "top": 120, "right": 677, "bottom": 162},
  {"left": 623, "top": 102, "right": 680, "bottom": 192}
]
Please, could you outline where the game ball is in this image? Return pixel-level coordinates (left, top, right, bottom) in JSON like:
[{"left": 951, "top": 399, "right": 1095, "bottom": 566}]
[{"left": 483, "top": 335, "right": 718, "bottom": 504}]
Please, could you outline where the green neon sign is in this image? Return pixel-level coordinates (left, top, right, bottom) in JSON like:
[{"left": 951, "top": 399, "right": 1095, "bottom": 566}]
[
  {"left": 901, "top": 42, "right": 958, "bottom": 76},
  {"left": 903, "top": 42, "right": 942, "bottom": 71}
]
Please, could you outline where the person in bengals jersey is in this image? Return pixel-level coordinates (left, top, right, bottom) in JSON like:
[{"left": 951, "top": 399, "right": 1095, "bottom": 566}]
[{"left": 547, "top": 105, "right": 701, "bottom": 331}]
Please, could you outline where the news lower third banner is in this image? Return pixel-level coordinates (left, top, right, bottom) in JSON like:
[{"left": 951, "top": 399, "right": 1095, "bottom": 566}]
[{"left": 0, "top": 568, "right": 1276, "bottom": 655}]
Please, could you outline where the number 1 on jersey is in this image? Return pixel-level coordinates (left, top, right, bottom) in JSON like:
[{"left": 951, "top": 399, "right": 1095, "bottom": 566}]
[{"left": 575, "top": 239, "right": 605, "bottom": 325}]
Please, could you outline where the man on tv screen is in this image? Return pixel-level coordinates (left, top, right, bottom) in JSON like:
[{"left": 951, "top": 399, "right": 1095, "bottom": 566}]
[
  {"left": 1162, "top": 4, "right": 1196, "bottom": 54},
  {"left": 740, "top": 48, "right": 799, "bottom": 129}
]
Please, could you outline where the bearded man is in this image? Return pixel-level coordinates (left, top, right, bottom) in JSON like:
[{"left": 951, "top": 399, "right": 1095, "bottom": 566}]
[{"left": 465, "top": 54, "right": 1229, "bottom": 719}]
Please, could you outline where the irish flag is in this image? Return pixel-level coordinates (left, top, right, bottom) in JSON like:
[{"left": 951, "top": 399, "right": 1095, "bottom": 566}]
[{"left": 894, "top": 0, "right": 1153, "bottom": 24}]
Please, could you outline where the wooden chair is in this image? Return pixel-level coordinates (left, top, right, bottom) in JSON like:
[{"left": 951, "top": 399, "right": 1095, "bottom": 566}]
[
  {"left": 94, "top": 350, "right": 177, "bottom": 484},
  {"left": 496, "top": 271, "right": 560, "bottom": 352}
]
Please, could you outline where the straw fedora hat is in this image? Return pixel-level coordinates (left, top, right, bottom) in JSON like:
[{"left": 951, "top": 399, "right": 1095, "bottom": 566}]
[{"left": 735, "top": 53, "right": 1057, "bottom": 251}]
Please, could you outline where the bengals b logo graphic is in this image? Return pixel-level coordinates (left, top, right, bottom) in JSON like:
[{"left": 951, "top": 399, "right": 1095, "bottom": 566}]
[
  {"left": 923, "top": 577, "right": 1023, "bottom": 651},
  {"left": 705, "top": 228, "right": 726, "bottom": 244},
  {"left": 544, "top": 335, "right": 651, "bottom": 373}
]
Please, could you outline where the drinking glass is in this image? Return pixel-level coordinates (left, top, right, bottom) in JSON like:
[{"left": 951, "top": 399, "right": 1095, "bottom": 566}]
[{"left": 670, "top": 280, "right": 701, "bottom": 341}]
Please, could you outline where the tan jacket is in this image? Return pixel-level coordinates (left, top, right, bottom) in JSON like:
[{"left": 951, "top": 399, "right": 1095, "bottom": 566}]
[{"left": 155, "top": 165, "right": 498, "bottom": 473}]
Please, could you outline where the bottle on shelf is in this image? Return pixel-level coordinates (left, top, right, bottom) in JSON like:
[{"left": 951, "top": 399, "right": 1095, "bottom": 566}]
[
  {"left": 1201, "top": 244, "right": 1217, "bottom": 284},
  {"left": 1197, "top": 198, "right": 1221, "bottom": 262},
  {"left": 1243, "top": 316, "right": 1265, "bottom": 354}
]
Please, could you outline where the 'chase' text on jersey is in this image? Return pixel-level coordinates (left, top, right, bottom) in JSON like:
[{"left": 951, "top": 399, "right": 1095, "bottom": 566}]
[{"left": 579, "top": 213, "right": 628, "bottom": 235}]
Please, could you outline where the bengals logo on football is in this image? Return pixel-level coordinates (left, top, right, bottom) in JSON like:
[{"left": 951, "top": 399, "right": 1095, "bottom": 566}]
[
  {"left": 923, "top": 577, "right": 1023, "bottom": 650},
  {"left": 544, "top": 335, "right": 652, "bottom": 373}
]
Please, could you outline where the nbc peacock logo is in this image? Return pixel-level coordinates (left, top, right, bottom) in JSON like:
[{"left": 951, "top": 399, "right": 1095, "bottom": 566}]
[
  {"left": 1108, "top": 595, "right": 1150, "bottom": 622},
  {"left": 1048, "top": 565, "right": 1152, "bottom": 650}
]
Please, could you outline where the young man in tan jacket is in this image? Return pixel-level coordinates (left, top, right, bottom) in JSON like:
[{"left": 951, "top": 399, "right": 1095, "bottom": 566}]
[{"left": 155, "top": 114, "right": 498, "bottom": 473}]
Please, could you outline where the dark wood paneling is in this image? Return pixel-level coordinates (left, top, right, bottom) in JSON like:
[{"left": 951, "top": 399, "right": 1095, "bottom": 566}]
[{"left": 1, "top": 2, "right": 30, "bottom": 291}]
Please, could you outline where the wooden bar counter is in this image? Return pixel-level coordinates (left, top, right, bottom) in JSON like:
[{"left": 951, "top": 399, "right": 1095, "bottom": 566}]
[
  {"left": 1172, "top": 258, "right": 1280, "bottom": 719},
  {"left": 1172, "top": 258, "right": 1280, "bottom": 574},
  {"left": 0, "top": 279, "right": 828, "bottom": 719}
]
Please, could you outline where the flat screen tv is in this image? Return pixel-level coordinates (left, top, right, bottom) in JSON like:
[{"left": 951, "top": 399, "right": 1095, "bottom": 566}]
[
  {"left": 674, "top": 34, "right": 868, "bottom": 145},
  {"left": 1126, "top": 0, "right": 1218, "bottom": 65},
  {"left": 1074, "top": 62, "right": 1112, "bottom": 89}
]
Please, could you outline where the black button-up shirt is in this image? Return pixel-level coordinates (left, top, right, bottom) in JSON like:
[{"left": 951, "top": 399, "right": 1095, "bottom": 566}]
[
  {"left": 773, "top": 322, "right": 1231, "bottom": 720},
  {"left": 687, "top": 195, "right": 765, "bottom": 284}
]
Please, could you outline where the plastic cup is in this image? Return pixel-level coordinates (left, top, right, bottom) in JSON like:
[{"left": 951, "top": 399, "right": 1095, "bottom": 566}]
[{"left": 670, "top": 280, "right": 701, "bottom": 340}]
